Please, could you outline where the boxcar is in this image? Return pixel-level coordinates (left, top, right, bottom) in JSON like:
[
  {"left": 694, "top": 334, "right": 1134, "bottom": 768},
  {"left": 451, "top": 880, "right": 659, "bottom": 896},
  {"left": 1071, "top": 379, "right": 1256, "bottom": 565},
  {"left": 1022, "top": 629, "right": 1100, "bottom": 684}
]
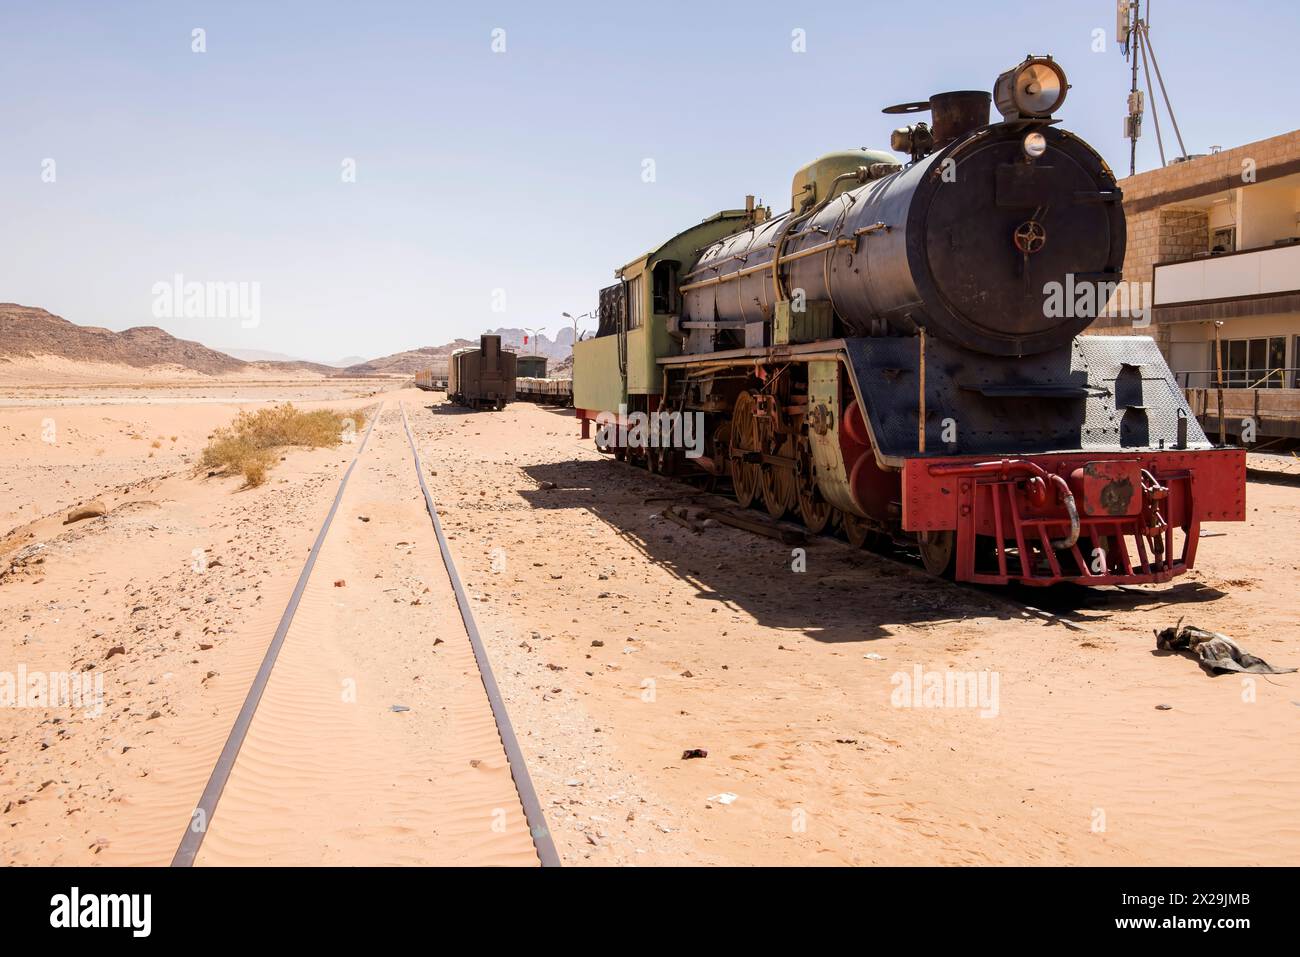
[
  {"left": 448, "top": 334, "right": 517, "bottom": 410},
  {"left": 517, "top": 354, "right": 548, "bottom": 378}
]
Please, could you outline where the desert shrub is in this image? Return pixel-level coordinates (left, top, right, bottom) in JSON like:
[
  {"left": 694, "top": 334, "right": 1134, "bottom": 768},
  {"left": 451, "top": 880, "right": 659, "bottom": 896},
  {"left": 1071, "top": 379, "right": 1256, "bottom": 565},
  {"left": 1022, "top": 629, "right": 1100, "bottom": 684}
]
[{"left": 200, "top": 404, "right": 366, "bottom": 487}]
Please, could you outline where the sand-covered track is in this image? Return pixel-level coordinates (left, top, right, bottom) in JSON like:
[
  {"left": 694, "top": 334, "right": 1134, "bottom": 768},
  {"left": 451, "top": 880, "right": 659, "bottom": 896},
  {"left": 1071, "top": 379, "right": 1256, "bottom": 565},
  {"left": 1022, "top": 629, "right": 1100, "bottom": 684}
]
[
  {"left": 398, "top": 402, "right": 559, "bottom": 866},
  {"left": 169, "top": 401, "right": 555, "bottom": 867}
]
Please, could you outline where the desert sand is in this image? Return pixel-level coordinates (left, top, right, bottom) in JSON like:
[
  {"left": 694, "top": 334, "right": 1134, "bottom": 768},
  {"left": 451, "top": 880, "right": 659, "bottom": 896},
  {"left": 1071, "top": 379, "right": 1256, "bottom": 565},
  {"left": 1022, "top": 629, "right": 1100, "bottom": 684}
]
[{"left": 2, "top": 377, "right": 1298, "bottom": 866}]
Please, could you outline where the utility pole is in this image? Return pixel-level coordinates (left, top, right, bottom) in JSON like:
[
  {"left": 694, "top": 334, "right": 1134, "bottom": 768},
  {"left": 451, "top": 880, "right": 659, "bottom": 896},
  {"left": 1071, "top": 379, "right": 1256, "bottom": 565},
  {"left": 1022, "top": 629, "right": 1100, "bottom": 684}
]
[{"left": 1120, "top": 0, "right": 1141, "bottom": 176}]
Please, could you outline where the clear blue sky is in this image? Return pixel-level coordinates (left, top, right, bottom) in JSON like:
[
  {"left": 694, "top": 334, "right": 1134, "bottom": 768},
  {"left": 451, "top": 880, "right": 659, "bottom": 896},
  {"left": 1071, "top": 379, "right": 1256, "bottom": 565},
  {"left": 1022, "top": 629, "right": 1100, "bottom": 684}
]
[{"left": 3, "top": 1, "right": 1296, "bottom": 362}]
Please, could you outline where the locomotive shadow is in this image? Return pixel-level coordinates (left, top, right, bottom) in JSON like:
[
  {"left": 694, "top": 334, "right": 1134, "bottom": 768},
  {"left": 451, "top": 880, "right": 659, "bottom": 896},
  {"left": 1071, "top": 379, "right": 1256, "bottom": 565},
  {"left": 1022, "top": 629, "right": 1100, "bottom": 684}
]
[
  {"left": 518, "top": 459, "right": 1022, "bottom": 645},
  {"left": 1001, "top": 579, "right": 1228, "bottom": 620}
]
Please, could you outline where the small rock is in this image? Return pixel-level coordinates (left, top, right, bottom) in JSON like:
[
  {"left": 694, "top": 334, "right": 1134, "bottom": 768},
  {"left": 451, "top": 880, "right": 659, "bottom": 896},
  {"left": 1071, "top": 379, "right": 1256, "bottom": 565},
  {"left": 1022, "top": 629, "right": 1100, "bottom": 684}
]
[
  {"left": 681, "top": 748, "right": 708, "bottom": 760},
  {"left": 105, "top": 645, "right": 126, "bottom": 660},
  {"left": 390, "top": 704, "right": 410, "bottom": 713},
  {"left": 64, "top": 500, "right": 108, "bottom": 525}
]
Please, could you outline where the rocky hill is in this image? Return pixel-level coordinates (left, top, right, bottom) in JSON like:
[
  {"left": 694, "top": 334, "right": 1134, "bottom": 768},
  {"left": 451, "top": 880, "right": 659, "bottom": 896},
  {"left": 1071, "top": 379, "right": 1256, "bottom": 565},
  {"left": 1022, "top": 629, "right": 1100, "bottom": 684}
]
[
  {"left": 342, "top": 342, "right": 476, "bottom": 376},
  {"left": 0, "top": 303, "right": 248, "bottom": 374}
]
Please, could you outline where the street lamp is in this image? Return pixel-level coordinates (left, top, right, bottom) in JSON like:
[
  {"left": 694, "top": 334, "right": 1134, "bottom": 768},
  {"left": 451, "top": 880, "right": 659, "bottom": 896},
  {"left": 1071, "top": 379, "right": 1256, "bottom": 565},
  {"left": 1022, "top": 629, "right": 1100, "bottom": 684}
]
[{"left": 562, "top": 310, "right": 595, "bottom": 342}]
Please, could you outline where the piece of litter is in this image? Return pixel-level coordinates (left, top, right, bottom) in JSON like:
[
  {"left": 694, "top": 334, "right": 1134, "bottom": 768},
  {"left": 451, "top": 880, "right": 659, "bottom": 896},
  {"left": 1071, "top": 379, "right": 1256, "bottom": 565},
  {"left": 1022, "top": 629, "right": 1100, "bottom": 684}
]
[
  {"left": 390, "top": 704, "right": 410, "bottom": 713},
  {"left": 708, "top": 792, "right": 738, "bottom": 805},
  {"left": 864, "top": 652, "right": 885, "bottom": 660},
  {"left": 1156, "top": 619, "right": 1296, "bottom": 675}
]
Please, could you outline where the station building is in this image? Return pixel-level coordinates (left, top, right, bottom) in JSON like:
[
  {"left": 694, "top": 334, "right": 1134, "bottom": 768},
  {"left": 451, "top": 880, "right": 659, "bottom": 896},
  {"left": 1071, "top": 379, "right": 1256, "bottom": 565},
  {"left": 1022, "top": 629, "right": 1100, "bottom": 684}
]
[{"left": 1092, "top": 129, "right": 1300, "bottom": 441}]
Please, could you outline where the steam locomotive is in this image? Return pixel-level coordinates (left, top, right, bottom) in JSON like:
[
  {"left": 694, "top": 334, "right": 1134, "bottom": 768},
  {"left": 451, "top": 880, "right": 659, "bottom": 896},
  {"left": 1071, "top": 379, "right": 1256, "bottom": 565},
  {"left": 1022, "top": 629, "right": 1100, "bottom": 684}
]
[{"left": 571, "top": 55, "right": 1245, "bottom": 586}]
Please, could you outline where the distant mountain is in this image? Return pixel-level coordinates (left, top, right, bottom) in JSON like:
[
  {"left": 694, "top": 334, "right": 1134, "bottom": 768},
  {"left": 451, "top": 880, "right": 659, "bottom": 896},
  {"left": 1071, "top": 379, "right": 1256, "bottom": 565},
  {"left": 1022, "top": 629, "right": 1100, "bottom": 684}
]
[
  {"left": 221, "top": 347, "right": 304, "bottom": 363},
  {"left": 0, "top": 305, "right": 577, "bottom": 381},
  {"left": 490, "top": 327, "right": 572, "bottom": 361},
  {"left": 342, "top": 342, "right": 476, "bottom": 376},
  {"left": 0, "top": 304, "right": 338, "bottom": 377},
  {"left": 1, "top": 303, "right": 248, "bottom": 375},
  {"left": 345, "top": 327, "right": 575, "bottom": 376},
  {"left": 330, "top": 355, "right": 368, "bottom": 368},
  {"left": 220, "top": 346, "right": 339, "bottom": 375}
]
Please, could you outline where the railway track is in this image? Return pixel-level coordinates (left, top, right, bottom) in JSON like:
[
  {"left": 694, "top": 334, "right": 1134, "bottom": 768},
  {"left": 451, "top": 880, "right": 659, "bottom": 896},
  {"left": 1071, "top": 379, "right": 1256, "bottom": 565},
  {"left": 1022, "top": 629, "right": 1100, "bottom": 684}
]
[{"left": 171, "top": 400, "right": 558, "bottom": 867}]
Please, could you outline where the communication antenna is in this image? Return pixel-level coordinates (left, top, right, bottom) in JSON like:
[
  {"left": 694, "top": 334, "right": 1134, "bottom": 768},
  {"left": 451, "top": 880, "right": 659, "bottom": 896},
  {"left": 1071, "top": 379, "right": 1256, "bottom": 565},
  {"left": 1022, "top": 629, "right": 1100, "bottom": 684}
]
[{"left": 1118, "top": 0, "right": 1187, "bottom": 175}]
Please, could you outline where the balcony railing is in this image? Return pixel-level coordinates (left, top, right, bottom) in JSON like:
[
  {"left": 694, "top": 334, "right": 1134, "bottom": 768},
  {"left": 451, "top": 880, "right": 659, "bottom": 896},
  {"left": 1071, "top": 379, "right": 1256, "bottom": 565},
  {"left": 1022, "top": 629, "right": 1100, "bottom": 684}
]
[
  {"left": 1154, "top": 242, "right": 1300, "bottom": 306},
  {"left": 1176, "top": 367, "right": 1300, "bottom": 389}
]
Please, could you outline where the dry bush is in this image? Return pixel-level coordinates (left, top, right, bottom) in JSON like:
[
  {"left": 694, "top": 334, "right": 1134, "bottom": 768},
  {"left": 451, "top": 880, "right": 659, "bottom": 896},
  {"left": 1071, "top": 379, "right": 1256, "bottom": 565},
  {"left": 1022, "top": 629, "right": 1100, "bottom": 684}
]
[{"left": 200, "top": 404, "right": 366, "bottom": 488}]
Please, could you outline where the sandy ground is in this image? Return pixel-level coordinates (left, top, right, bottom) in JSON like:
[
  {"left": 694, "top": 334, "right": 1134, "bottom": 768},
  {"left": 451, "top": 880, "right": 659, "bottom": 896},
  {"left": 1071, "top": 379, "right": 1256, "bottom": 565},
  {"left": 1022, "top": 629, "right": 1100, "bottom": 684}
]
[
  {"left": 0, "top": 380, "right": 391, "bottom": 533},
  {"left": 2, "top": 381, "right": 1298, "bottom": 866},
  {"left": 407, "top": 393, "right": 1300, "bottom": 866},
  {"left": 0, "top": 355, "right": 358, "bottom": 388}
]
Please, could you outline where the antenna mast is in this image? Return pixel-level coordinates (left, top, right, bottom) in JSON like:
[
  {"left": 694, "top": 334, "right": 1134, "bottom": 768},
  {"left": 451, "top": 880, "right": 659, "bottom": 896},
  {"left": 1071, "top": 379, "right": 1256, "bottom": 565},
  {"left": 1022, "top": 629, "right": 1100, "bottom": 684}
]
[{"left": 1118, "top": 1, "right": 1187, "bottom": 175}]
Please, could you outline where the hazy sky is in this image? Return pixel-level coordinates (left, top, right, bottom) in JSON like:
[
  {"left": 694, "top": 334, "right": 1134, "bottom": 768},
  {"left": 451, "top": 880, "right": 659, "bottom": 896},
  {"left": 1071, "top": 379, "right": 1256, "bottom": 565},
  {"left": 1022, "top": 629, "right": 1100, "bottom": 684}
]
[{"left": 3, "top": 1, "right": 1297, "bottom": 363}]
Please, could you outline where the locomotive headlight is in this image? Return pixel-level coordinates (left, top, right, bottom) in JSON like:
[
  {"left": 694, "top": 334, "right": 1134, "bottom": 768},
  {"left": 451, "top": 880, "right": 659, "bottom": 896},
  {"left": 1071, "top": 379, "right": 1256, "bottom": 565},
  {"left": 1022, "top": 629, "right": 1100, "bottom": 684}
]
[
  {"left": 994, "top": 55, "right": 1069, "bottom": 119},
  {"left": 1022, "top": 131, "right": 1048, "bottom": 158}
]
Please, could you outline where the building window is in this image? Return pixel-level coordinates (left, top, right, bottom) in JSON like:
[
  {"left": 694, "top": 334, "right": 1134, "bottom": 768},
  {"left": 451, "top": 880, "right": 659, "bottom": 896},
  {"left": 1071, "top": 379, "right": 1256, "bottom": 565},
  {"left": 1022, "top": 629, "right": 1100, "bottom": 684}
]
[
  {"left": 1210, "top": 226, "right": 1236, "bottom": 254},
  {"left": 1219, "top": 335, "right": 1287, "bottom": 388}
]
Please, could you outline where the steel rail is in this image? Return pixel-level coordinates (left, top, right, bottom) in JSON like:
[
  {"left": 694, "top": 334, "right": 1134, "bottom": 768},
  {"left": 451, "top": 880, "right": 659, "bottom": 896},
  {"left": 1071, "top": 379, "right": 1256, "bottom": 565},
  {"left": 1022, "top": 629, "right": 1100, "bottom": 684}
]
[
  {"left": 171, "top": 402, "right": 383, "bottom": 867},
  {"left": 399, "top": 402, "right": 561, "bottom": 868}
]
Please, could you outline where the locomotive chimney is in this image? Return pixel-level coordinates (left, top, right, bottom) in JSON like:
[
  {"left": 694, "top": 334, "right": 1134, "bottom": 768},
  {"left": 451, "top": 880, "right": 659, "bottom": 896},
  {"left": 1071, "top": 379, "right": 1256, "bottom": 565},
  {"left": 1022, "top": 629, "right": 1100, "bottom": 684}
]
[{"left": 928, "top": 91, "right": 991, "bottom": 149}]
